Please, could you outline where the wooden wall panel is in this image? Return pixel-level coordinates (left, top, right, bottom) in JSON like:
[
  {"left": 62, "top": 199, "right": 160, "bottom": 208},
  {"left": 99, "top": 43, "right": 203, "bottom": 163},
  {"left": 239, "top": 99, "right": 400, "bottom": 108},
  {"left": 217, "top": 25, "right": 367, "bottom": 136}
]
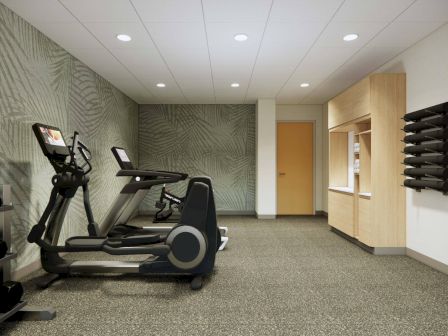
[{"left": 370, "top": 74, "right": 406, "bottom": 247}]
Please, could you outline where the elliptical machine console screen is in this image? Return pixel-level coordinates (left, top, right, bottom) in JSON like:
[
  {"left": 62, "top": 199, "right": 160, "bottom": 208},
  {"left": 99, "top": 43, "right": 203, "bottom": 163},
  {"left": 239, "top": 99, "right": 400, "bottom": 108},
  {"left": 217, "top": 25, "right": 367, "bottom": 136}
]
[
  {"left": 116, "top": 148, "right": 130, "bottom": 162},
  {"left": 39, "top": 126, "right": 66, "bottom": 147},
  {"left": 32, "top": 123, "right": 70, "bottom": 157}
]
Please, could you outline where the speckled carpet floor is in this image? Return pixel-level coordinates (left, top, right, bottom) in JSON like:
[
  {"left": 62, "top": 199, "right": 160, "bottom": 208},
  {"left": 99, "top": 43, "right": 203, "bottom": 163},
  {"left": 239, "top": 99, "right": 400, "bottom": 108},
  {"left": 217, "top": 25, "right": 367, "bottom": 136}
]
[{"left": 2, "top": 216, "right": 448, "bottom": 336}]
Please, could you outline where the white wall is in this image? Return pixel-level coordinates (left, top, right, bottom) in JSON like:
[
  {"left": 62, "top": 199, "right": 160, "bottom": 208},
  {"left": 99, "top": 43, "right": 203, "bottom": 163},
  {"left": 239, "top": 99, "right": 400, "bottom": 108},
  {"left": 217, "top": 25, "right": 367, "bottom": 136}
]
[
  {"left": 256, "top": 99, "right": 277, "bottom": 218},
  {"left": 376, "top": 23, "right": 448, "bottom": 265},
  {"left": 276, "top": 104, "right": 324, "bottom": 211}
]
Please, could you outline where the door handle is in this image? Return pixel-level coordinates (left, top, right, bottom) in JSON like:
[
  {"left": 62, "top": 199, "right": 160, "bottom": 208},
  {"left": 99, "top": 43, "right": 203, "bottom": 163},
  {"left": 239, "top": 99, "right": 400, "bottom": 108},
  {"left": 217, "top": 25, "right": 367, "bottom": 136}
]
[{"left": 279, "top": 172, "right": 286, "bottom": 176}]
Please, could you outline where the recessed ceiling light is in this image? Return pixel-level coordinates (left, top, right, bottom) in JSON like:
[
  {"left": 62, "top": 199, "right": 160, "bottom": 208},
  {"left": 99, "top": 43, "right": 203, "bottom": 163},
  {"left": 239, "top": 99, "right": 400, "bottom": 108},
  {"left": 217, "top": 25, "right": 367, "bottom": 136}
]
[
  {"left": 234, "top": 34, "right": 248, "bottom": 42},
  {"left": 116, "top": 34, "right": 132, "bottom": 42},
  {"left": 156, "top": 83, "right": 166, "bottom": 88},
  {"left": 343, "top": 33, "right": 359, "bottom": 42},
  {"left": 300, "top": 83, "right": 310, "bottom": 88},
  {"left": 231, "top": 83, "right": 240, "bottom": 88}
]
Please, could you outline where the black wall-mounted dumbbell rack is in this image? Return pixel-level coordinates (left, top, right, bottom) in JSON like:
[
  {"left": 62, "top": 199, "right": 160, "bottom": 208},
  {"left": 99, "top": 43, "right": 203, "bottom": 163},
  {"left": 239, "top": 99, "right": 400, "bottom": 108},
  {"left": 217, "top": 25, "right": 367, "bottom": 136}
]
[
  {"left": 403, "top": 102, "right": 448, "bottom": 194},
  {"left": 0, "top": 185, "right": 55, "bottom": 323}
]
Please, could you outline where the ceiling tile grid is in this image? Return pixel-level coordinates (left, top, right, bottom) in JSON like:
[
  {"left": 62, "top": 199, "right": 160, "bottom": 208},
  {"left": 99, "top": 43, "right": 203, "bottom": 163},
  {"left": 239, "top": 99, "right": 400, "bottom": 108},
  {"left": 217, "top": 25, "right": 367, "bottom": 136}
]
[{"left": 1, "top": 0, "right": 447, "bottom": 104}]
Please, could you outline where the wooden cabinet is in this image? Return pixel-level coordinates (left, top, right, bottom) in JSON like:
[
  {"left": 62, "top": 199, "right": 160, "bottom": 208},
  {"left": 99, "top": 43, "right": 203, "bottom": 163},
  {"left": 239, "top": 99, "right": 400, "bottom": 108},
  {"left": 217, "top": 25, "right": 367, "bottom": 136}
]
[
  {"left": 328, "top": 74, "right": 406, "bottom": 253},
  {"left": 328, "top": 77, "right": 370, "bottom": 129},
  {"left": 358, "top": 196, "right": 372, "bottom": 246},
  {"left": 328, "top": 190, "right": 354, "bottom": 237}
]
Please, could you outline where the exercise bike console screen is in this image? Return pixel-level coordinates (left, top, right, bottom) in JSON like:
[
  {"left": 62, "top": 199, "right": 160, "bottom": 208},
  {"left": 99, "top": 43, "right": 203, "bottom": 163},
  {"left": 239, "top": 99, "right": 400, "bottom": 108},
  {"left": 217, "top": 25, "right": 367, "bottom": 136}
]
[
  {"left": 111, "top": 147, "right": 134, "bottom": 170},
  {"left": 32, "top": 123, "right": 70, "bottom": 157}
]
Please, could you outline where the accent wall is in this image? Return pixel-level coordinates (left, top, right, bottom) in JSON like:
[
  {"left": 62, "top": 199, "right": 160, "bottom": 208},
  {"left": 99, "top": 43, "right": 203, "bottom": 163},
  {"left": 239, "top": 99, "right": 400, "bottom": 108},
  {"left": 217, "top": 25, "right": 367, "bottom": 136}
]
[
  {"left": 0, "top": 4, "right": 138, "bottom": 274},
  {"left": 139, "top": 104, "right": 256, "bottom": 213}
]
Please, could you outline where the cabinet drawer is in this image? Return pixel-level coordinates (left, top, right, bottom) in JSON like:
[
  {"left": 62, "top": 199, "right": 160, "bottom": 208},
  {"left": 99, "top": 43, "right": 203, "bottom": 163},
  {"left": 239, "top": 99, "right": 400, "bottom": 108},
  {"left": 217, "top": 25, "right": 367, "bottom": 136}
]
[{"left": 328, "top": 190, "right": 354, "bottom": 237}]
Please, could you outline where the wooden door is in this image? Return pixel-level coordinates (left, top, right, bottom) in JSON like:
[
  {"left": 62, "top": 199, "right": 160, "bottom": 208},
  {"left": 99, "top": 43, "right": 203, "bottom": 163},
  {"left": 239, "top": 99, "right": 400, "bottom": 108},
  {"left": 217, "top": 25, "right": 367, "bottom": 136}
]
[{"left": 277, "top": 122, "right": 314, "bottom": 215}]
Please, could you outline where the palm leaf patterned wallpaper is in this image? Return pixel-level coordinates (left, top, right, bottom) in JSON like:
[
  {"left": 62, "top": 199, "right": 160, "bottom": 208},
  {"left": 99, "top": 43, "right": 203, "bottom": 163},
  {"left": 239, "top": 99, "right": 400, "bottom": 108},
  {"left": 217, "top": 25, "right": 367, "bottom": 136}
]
[
  {"left": 0, "top": 4, "right": 138, "bottom": 271},
  {"left": 139, "top": 104, "right": 256, "bottom": 213}
]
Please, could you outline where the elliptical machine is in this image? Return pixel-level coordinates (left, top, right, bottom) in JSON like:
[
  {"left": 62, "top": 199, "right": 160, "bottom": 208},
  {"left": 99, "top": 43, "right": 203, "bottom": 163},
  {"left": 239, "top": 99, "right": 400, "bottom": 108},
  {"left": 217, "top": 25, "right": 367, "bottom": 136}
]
[{"left": 28, "top": 123, "right": 218, "bottom": 290}]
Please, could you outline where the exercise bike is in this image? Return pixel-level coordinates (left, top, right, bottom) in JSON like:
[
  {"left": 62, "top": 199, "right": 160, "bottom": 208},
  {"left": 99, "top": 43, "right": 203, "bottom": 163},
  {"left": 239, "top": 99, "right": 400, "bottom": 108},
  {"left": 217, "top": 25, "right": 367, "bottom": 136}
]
[{"left": 28, "top": 123, "right": 218, "bottom": 290}]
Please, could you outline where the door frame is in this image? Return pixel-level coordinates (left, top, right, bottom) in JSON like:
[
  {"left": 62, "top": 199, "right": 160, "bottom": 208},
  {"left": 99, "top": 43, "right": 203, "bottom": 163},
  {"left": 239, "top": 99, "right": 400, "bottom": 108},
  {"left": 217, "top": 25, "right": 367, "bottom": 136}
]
[{"left": 276, "top": 120, "right": 316, "bottom": 215}]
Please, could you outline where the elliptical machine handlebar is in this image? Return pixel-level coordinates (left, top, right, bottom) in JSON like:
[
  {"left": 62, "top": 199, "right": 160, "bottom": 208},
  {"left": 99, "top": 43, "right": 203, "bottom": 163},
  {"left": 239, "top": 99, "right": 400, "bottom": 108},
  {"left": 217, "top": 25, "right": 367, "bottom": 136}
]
[{"left": 66, "top": 132, "right": 93, "bottom": 176}]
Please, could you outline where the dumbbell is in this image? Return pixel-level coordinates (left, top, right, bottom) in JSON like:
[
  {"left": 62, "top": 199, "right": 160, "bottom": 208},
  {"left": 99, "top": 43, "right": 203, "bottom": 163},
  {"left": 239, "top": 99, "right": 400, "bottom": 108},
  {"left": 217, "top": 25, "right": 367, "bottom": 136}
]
[
  {"left": 0, "top": 281, "right": 24, "bottom": 312},
  {"left": 0, "top": 240, "right": 7, "bottom": 259}
]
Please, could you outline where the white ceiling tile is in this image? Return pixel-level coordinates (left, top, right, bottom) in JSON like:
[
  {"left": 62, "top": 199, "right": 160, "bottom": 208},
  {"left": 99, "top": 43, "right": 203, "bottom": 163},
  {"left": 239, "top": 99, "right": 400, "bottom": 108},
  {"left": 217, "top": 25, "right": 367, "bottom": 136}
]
[
  {"left": 158, "top": 48, "right": 211, "bottom": 80},
  {"left": 263, "top": 21, "right": 327, "bottom": 48},
  {"left": 370, "top": 21, "right": 444, "bottom": 48},
  {"left": 316, "top": 21, "right": 388, "bottom": 48},
  {"left": 334, "top": 0, "right": 414, "bottom": 22},
  {"left": 111, "top": 48, "right": 172, "bottom": 81},
  {"left": 329, "top": 46, "right": 404, "bottom": 82},
  {"left": 202, "top": 0, "right": 271, "bottom": 22},
  {"left": 67, "top": 48, "right": 135, "bottom": 81},
  {"left": 151, "top": 85, "right": 186, "bottom": 102},
  {"left": 251, "top": 20, "right": 326, "bottom": 79},
  {"left": 246, "top": 73, "right": 287, "bottom": 98},
  {"left": 1, "top": 0, "right": 76, "bottom": 22},
  {"left": 188, "top": 97, "right": 216, "bottom": 104},
  {"left": 214, "top": 79, "right": 248, "bottom": 100},
  {"left": 145, "top": 22, "right": 207, "bottom": 50},
  {"left": 108, "top": 79, "right": 154, "bottom": 103},
  {"left": 31, "top": 22, "right": 100, "bottom": 49},
  {"left": 300, "top": 79, "right": 355, "bottom": 104},
  {"left": 291, "top": 47, "right": 356, "bottom": 82},
  {"left": 270, "top": 0, "right": 344, "bottom": 22},
  {"left": 177, "top": 79, "right": 214, "bottom": 96},
  {"left": 215, "top": 98, "right": 246, "bottom": 104},
  {"left": 397, "top": 0, "right": 448, "bottom": 22},
  {"left": 84, "top": 22, "right": 155, "bottom": 49},
  {"left": 130, "top": 0, "right": 203, "bottom": 22},
  {"left": 60, "top": 0, "right": 138, "bottom": 22},
  {"left": 207, "top": 21, "right": 264, "bottom": 79}
]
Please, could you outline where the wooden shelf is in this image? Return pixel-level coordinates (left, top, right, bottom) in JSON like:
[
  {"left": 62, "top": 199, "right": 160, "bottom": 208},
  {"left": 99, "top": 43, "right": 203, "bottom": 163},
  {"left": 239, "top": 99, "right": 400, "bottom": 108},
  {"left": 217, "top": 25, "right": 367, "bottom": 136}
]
[
  {"left": 358, "top": 192, "right": 372, "bottom": 198},
  {"left": 356, "top": 130, "right": 372, "bottom": 136},
  {"left": 0, "top": 205, "right": 13, "bottom": 212},
  {"left": 0, "top": 301, "right": 27, "bottom": 323},
  {"left": 0, "top": 252, "right": 17, "bottom": 266},
  {"left": 328, "top": 186, "right": 354, "bottom": 195}
]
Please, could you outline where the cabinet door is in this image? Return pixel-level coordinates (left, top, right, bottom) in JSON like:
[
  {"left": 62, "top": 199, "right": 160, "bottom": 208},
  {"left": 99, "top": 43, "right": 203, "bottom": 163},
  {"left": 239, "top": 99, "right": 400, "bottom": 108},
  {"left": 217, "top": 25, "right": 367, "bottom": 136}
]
[
  {"left": 328, "top": 77, "right": 370, "bottom": 129},
  {"left": 328, "top": 191, "right": 354, "bottom": 237},
  {"left": 358, "top": 196, "right": 372, "bottom": 246}
]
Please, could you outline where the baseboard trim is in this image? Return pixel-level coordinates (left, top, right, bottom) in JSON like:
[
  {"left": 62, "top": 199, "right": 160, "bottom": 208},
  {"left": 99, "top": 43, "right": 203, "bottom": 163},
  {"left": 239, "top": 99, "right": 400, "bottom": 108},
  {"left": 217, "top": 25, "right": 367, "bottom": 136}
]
[
  {"left": 407, "top": 248, "right": 448, "bottom": 275},
  {"left": 330, "top": 227, "right": 406, "bottom": 255},
  {"left": 140, "top": 210, "right": 255, "bottom": 216},
  {"left": 218, "top": 210, "right": 256, "bottom": 216},
  {"left": 316, "top": 210, "right": 328, "bottom": 217},
  {"left": 373, "top": 247, "right": 406, "bottom": 256},
  {"left": 257, "top": 214, "right": 276, "bottom": 219}
]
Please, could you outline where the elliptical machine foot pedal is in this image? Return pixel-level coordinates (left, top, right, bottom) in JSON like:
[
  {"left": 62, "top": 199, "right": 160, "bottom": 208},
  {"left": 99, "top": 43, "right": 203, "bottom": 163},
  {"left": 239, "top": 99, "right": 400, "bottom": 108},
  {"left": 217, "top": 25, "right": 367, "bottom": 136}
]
[{"left": 190, "top": 275, "right": 203, "bottom": 290}]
